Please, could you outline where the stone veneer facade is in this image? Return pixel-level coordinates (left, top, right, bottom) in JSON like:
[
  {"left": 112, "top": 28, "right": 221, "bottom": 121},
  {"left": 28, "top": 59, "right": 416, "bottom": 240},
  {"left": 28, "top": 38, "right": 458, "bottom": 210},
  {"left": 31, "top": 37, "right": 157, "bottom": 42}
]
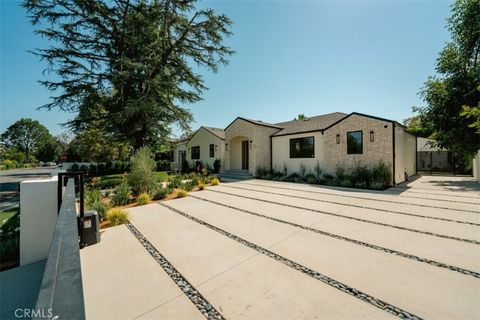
[
  {"left": 323, "top": 114, "right": 394, "bottom": 180},
  {"left": 224, "top": 118, "right": 281, "bottom": 174}
]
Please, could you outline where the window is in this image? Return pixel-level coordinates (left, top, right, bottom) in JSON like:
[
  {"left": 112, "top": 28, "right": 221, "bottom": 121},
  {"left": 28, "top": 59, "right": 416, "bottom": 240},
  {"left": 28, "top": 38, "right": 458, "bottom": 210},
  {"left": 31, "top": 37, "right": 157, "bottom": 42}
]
[
  {"left": 209, "top": 144, "right": 214, "bottom": 157},
  {"left": 289, "top": 136, "right": 314, "bottom": 158},
  {"left": 191, "top": 146, "right": 200, "bottom": 160},
  {"left": 347, "top": 131, "right": 363, "bottom": 154}
]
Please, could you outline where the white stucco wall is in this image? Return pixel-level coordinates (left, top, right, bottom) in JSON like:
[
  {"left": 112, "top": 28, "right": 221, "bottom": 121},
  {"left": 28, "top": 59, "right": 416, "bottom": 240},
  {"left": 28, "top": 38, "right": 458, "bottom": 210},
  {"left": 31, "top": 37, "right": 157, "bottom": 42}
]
[
  {"left": 272, "top": 131, "right": 325, "bottom": 175},
  {"left": 20, "top": 176, "right": 59, "bottom": 266},
  {"left": 186, "top": 128, "right": 225, "bottom": 168},
  {"left": 394, "top": 126, "right": 416, "bottom": 184},
  {"left": 473, "top": 150, "right": 480, "bottom": 183}
]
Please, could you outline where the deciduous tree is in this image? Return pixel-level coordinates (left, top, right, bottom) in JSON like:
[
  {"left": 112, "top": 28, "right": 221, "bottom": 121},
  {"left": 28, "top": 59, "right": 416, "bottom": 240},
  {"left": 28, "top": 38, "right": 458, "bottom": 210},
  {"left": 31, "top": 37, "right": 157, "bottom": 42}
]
[{"left": 415, "top": 0, "right": 480, "bottom": 157}]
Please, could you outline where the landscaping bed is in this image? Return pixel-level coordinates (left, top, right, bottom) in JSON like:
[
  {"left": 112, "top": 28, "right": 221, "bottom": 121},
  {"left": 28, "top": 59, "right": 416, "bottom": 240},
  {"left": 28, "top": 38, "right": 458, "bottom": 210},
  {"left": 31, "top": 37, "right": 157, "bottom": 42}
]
[
  {"left": 0, "top": 207, "right": 20, "bottom": 271},
  {"left": 255, "top": 161, "right": 392, "bottom": 190}
]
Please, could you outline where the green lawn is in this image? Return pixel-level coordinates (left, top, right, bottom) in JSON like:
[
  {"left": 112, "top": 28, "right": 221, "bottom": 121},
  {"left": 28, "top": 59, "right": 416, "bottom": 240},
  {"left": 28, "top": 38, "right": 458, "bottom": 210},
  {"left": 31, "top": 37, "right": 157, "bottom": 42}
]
[{"left": 0, "top": 207, "right": 19, "bottom": 230}]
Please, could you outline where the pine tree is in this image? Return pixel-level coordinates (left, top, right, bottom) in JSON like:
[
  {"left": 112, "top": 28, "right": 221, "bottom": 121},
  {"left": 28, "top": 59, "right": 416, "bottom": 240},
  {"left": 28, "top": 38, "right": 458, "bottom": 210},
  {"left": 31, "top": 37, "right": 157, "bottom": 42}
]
[{"left": 23, "top": 0, "right": 233, "bottom": 149}]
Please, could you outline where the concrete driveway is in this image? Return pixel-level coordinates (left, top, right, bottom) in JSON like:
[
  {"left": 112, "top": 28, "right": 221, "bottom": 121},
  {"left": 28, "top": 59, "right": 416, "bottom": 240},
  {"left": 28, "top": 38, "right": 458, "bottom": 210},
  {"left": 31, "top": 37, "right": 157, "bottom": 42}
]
[{"left": 81, "top": 175, "right": 480, "bottom": 320}]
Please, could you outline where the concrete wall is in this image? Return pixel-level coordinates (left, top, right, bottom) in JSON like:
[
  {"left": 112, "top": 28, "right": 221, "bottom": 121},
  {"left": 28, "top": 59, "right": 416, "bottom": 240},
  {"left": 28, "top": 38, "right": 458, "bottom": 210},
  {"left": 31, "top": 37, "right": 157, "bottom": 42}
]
[
  {"left": 272, "top": 131, "right": 325, "bottom": 175},
  {"left": 417, "top": 137, "right": 444, "bottom": 151},
  {"left": 394, "top": 126, "right": 416, "bottom": 184},
  {"left": 224, "top": 119, "right": 281, "bottom": 174},
  {"left": 186, "top": 128, "right": 225, "bottom": 168},
  {"left": 323, "top": 114, "right": 394, "bottom": 182},
  {"left": 473, "top": 150, "right": 480, "bottom": 183},
  {"left": 20, "top": 176, "right": 58, "bottom": 266}
]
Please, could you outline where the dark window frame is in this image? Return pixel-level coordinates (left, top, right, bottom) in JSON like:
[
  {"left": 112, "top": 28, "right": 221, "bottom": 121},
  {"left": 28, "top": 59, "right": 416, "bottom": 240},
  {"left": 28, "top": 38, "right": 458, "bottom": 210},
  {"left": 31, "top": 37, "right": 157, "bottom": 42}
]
[
  {"left": 347, "top": 130, "right": 363, "bottom": 154},
  {"left": 209, "top": 144, "right": 215, "bottom": 158},
  {"left": 191, "top": 146, "right": 200, "bottom": 160},
  {"left": 289, "top": 136, "right": 315, "bottom": 158}
]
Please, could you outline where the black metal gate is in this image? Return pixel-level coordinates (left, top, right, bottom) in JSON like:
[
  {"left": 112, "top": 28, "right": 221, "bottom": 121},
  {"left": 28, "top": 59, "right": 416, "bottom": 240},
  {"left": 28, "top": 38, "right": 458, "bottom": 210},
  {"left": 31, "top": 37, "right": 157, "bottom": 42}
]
[{"left": 417, "top": 151, "right": 472, "bottom": 175}]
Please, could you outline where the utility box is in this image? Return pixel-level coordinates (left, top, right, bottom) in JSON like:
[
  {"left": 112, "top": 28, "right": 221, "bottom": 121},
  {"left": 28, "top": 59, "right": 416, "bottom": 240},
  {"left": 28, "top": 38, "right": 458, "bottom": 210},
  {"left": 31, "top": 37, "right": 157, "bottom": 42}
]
[{"left": 79, "top": 210, "right": 100, "bottom": 246}]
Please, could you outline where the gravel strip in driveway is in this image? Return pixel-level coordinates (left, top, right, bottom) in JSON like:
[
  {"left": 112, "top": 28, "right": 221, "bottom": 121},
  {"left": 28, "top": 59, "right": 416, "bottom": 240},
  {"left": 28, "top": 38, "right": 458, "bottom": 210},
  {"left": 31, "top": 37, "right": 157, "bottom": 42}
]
[
  {"left": 238, "top": 181, "right": 480, "bottom": 211},
  {"left": 160, "top": 202, "right": 423, "bottom": 320},
  {"left": 207, "top": 188, "right": 480, "bottom": 244},
  {"left": 189, "top": 193, "right": 479, "bottom": 278},
  {"left": 221, "top": 184, "right": 480, "bottom": 225}
]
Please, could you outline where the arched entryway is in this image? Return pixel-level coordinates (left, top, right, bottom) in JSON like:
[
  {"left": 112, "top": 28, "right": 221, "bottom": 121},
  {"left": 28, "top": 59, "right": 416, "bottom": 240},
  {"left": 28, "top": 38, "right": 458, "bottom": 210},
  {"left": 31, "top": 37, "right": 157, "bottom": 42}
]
[{"left": 229, "top": 136, "right": 250, "bottom": 170}]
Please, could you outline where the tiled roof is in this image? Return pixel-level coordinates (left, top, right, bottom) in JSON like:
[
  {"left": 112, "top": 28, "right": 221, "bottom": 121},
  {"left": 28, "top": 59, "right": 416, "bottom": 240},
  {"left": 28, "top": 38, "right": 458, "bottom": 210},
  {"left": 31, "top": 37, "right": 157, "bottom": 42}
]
[
  {"left": 272, "top": 112, "right": 348, "bottom": 136},
  {"left": 202, "top": 126, "right": 226, "bottom": 140}
]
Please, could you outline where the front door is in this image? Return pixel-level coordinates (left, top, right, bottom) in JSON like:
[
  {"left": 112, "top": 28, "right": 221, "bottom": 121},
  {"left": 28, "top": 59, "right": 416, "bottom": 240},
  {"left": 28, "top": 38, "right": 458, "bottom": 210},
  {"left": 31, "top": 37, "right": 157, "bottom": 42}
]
[{"left": 241, "top": 140, "right": 249, "bottom": 170}]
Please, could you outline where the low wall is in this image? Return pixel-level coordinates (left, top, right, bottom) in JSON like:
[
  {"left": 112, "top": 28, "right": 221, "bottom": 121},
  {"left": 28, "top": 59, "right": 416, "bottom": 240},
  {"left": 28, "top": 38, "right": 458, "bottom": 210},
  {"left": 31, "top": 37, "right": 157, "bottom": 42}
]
[
  {"left": 474, "top": 150, "right": 480, "bottom": 183},
  {"left": 20, "top": 176, "right": 58, "bottom": 266}
]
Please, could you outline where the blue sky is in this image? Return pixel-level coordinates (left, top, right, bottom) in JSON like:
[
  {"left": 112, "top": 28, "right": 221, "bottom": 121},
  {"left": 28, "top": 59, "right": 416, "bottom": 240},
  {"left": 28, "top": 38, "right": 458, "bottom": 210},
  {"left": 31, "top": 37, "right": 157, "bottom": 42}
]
[{"left": 1, "top": 0, "right": 452, "bottom": 137}]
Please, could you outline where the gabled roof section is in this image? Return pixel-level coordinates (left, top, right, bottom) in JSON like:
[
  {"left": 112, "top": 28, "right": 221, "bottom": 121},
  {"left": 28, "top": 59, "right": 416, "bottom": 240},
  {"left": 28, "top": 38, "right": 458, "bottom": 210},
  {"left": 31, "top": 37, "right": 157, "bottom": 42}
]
[
  {"left": 224, "top": 117, "right": 284, "bottom": 131},
  {"left": 272, "top": 112, "right": 348, "bottom": 136},
  {"left": 200, "top": 126, "right": 225, "bottom": 140},
  {"left": 322, "top": 112, "right": 405, "bottom": 132}
]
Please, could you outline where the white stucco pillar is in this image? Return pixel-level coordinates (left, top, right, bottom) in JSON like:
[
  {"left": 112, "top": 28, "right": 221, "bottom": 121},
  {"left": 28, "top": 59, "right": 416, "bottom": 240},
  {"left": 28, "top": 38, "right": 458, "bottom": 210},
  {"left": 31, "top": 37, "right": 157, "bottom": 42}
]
[{"left": 20, "top": 176, "right": 59, "bottom": 266}]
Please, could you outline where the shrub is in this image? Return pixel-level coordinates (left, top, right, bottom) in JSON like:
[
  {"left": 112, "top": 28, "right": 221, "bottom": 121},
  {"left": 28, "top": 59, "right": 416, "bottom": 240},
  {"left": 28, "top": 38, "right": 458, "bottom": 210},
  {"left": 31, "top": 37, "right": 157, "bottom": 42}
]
[
  {"left": 90, "top": 201, "right": 110, "bottom": 221},
  {"left": 181, "top": 160, "right": 190, "bottom": 173},
  {"left": 335, "top": 166, "right": 347, "bottom": 181},
  {"left": 371, "top": 182, "right": 385, "bottom": 190},
  {"left": 198, "top": 181, "right": 205, "bottom": 190},
  {"left": 350, "top": 165, "right": 371, "bottom": 188},
  {"left": 213, "top": 159, "right": 221, "bottom": 173},
  {"left": 339, "top": 179, "right": 353, "bottom": 188},
  {"left": 169, "top": 175, "right": 182, "bottom": 188},
  {"left": 107, "top": 208, "right": 129, "bottom": 226},
  {"left": 95, "top": 175, "right": 125, "bottom": 189},
  {"left": 0, "top": 233, "right": 19, "bottom": 262},
  {"left": 153, "top": 186, "right": 173, "bottom": 200},
  {"left": 314, "top": 161, "right": 322, "bottom": 180},
  {"left": 181, "top": 180, "right": 195, "bottom": 192},
  {"left": 320, "top": 173, "right": 335, "bottom": 185},
  {"left": 85, "top": 188, "right": 102, "bottom": 208},
  {"left": 255, "top": 166, "right": 269, "bottom": 178},
  {"left": 112, "top": 182, "right": 130, "bottom": 206},
  {"left": 136, "top": 192, "right": 151, "bottom": 205},
  {"left": 128, "top": 147, "right": 156, "bottom": 195},
  {"left": 176, "top": 189, "right": 188, "bottom": 198},
  {"left": 210, "top": 178, "right": 220, "bottom": 186},
  {"left": 304, "top": 173, "right": 317, "bottom": 184},
  {"left": 156, "top": 160, "right": 171, "bottom": 171},
  {"left": 282, "top": 162, "right": 288, "bottom": 177},
  {"left": 3, "top": 160, "right": 18, "bottom": 170},
  {"left": 299, "top": 162, "right": 306, "bottom": 180},
  {"left": 194, "top": 160, "right": 204, "bottom": 173},
  {"left": 371, "top": 161, "right": 392, "bottom": 187},
  {"left": 286, "top": 173, "right": 301, "bottom": 182}
]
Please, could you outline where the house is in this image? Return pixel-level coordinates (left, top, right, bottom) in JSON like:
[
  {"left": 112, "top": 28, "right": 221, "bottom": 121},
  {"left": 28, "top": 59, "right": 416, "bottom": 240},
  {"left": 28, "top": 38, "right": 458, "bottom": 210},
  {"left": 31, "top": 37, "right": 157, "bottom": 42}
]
[
  {"left": 173, "top": 126, "right": 226, "bottom": 170},
  {"left": 170, "top": 112, "right": 417, "bottom": 185}
]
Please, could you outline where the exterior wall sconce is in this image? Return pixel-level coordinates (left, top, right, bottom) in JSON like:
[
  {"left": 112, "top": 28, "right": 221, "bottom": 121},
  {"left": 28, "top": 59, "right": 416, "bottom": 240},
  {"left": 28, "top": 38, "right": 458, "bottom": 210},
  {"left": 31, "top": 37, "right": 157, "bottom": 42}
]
[
  {"left": 215, "top": 144, "right": 218, "bottom": 151},
  {"left": 370, "top": 131, "right": 374, "bottom": 142},
  {"left": 336, "top": 134, "right": 340, "bottom": 144},
  {"left": 225, "top": 143, "right": 228, "bottom": 151},
  {"left": 249, "top": 140, "right": 253, "bottom": 149}
]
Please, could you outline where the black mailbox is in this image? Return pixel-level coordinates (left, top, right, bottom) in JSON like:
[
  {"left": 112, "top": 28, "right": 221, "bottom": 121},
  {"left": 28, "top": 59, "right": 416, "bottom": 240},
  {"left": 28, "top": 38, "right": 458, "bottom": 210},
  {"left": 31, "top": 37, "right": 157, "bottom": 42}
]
[{"left": 78, "top": 210, "right": 100, "bottom": 246}]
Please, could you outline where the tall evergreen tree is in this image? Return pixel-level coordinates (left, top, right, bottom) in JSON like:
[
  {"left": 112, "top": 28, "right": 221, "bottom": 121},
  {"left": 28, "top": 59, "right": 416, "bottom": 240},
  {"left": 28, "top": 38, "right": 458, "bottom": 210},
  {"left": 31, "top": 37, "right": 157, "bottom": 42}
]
[{"left": 23, "top": 0, "right": 233, "bottom": 149}]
